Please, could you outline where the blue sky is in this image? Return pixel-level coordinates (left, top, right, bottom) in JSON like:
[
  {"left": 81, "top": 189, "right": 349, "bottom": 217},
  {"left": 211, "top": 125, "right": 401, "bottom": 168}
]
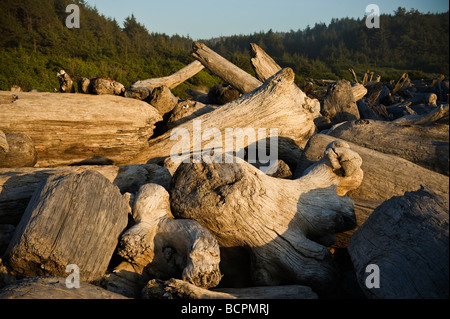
[{"left": 85, "top": 0, "right": 449, "bottom": 40}]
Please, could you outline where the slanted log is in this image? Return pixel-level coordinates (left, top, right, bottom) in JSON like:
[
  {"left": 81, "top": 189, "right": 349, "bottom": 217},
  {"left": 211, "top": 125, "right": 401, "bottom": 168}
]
[
  {"left": 0, "top": 133, "right": 37, "bottom": 168},
  {"left": 0, "top": 164, "right": 171, "bottom": 225},
  {"left": 0, "top": 277, "right": 129, "bottom": 299},
  {"left": 4, "top": 170, "right": 130, "bottom": 282},
  {"left": 192, "top": 42, "right": 262, "bottom": 94},
  {"left": 328, "top": 119, "right": 449, "bottom": 176},
  {"left": 170, "top": 142, "right": 363, "bottom": 292},
  {"left": 296, "top": 133, "right": 449, "bottom": 247},
  {"left": 142, "top": 278, "right": 318, "bottom": 299},
  {"left": 131, "top": 60, "right": 205, "bottom": 91},
  {"left": 131, "top": 68, "right": 319, "bottom": 166},
  {"left": 0, "top": 91, "right": 162, "bottom": 167},
  {"left": 349, "top": 188, "right": 449, "bottom": 299},
  {"left": 394, "top": 104, "right": 449, "bottom": 126},
  {"left": 117, "top": 183, "right": 222, "bottom": 289}
]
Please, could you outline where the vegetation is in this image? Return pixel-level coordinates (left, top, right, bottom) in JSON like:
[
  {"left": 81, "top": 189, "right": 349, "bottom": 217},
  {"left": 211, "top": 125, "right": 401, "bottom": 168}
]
[{"left": 0, "top": 0, "right": 448, "bottom": 95}]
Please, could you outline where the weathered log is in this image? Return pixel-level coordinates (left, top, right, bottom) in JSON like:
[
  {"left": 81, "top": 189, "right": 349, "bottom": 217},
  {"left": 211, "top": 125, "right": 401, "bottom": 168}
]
[
  {"left": 185, "top": 88, "right": 210, "bottom": 104},
  {"left": 0, "top": 133, "right": 37, "bottom": 168},
  {"left": 170, "top": 141, "right": 363, "bottom": 292},
  {"left": 349, "top": 188, "right": 449, "bottom": 299},
  {"left": 89, "top": 78, "right": 125, "bottom": 96},
  {"left": 207, "top": 84, "right": 241, "bottom": 105},
  {"left": 131, "top": 60, "right": 205, "bottom": 91},
  {"left": 0, "top": 91, "right": 162, "bottom": 167},
  {"left": 0, "top": 131, "right": 8, "bottom": 155},
  {"left": 328, "top": 119, "right": 449, "bottom": 176},
  {"left": 295, "top": 133, "right": 449, "bottom": 247},
  {"left": 131, "top": 68, "right": 319, "bottom": 166},
  {"left": 394, "top": 104, "right": 449, "bottom": 126},
  {"left": 117, "top": 183, "right": 222, "bottom": 289},
  {"left": 142, "top": 278, "right": 318, "bottom": 299},
  {"left": 4, "top": 170, "right": 130, "bottom": 282},
  {"left": 148, "top": 85, "right": 179, "bottom": 116},
  {"left": 192, "top": 42, "right": 262, "bottom": 94},
  {"left": 351, "top": 83, "right": 368, "bottom": 102},
  {"left": 392, "top": 73, "right": 409, "bottom": 93},
  {"left": 0, "top": 277, "right": 129, "bottom": 299},
  {"left": 0, "top": 164, "right": 171, "bottom": 225},
  {"left": 321, "top": 80, "right": 360, "bottom": 124},
  {"left": 166, "top": 100, "right": 217, "bottom": 130}
]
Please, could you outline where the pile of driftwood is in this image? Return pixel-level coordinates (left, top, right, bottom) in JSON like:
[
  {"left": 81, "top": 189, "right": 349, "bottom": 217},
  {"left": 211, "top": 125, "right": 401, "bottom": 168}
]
[{"left": 0, "top": 42, "right": 448, "bottom": 299}]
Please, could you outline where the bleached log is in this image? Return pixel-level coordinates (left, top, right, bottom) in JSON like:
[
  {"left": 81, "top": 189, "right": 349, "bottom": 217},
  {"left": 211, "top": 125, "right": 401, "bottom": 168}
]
[
  {"left": 0, "top": 91, "right": 162, "bottom": 167},
  {"left": 192, "top": 42, "right": 262, "bottom": 94},
  {"left": 131, "top": 68, "right": 319, "bottom": 166},
  {"left": 4, "top": 170, "right": 130, "bottom": 282},
  {"left": 131, "top": 60, "right": 205, "bottom": 91},
  {"left": 171, "top": 141, "right": 363, "bottom": 292},
  {"left": 117, "top": 183, "right": 222, "bottom": 289}
]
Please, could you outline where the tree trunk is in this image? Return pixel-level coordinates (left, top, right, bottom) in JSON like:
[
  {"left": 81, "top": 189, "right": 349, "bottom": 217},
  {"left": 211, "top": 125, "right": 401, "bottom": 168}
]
[
  {"left": 170, "top": 141, "right": 364, "bottom": 292},
  {"left": 131, "top": 68, "right": 319, "bottom": 166},
  {"left": 4, "top": 170, "right": 130, "bottom": 282},
  {"left": 0, "top": 164, "right": 171, "bottom": 225},
  {"left": 130, "top": 60, "right": 205, "bottom": 91},
  {"left": 142, "top": 278, "right": 318, "bottom": 299},
  {"left": 328, "top": 119, "right": 449, "bottom": 176},
  {"left": 296, "top": 133, "right": 449, "bottom": 247},
  {"left": 192, "top": 42, "right": 262, "bottom": 94},
  {"left": 0, "top": 91, "right": 162, "bottom": 167},
  {"left": 349, "top": 188, "right": 449, "bottom": 299}
]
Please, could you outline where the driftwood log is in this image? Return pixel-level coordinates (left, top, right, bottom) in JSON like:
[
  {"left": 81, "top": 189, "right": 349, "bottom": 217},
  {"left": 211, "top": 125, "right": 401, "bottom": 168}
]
[
  {"left": 349, "top": 188, "right": 449, "bottom": 299},
  {"left": 0, "top": 91, "right": 162, "bottom": 167},
  {"left": 321, "top": 80, "right": 361, "bottom": 124},
  {"left": 0, "top": 132, "right": 37, "bottom": 168},
  {"left": 142, "top": 278, "right": 318, "bottom": 299},
  {"left": 328, "top": 119, "right": 449, "bottom": 176},
  {"left": 296, "top": 133, "right": 449, "bottom": 247},
  {"left": 170, "top": 141, "right": 364, "bottom": 292},
  {"left": 192, "top": 42, "right": 262, "bottom": 94},
  {"left": 4, "top": 170, "right": 130, "bottom": 282},
  {"left": 0, "top": 164, "right": 171, "bottom": 225},
  {"left": 0, "top": 277, "right": 128, "bottom": 299},
  {"left": 117, "top": 183, "right": 222, "bottom": 289},
  {"left": 130, "top": 60, "right": 204, "bottom": 91},
  {"left": 131, "top": 68, "right": 319, "bottom": 166}
]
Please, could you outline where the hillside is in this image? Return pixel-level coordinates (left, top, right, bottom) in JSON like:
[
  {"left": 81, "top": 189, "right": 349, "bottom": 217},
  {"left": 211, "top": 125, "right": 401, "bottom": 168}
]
[{"left": 0, "top": 1, "right": 448, "bottom": 94}]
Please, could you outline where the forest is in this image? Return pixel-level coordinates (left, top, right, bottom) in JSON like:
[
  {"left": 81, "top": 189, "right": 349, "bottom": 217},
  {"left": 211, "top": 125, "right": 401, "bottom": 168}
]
[{"left": 0, "top": 0, "right": 448, "bottom": 96}]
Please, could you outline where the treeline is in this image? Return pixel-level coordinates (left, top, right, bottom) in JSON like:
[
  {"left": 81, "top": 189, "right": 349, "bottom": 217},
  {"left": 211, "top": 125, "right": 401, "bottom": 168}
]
[
  {"left": 0, "top": 1, "right": 448, "bottom": 94},
  {"left": 204, "top": 8, "right": 449, "bottom": 83}
]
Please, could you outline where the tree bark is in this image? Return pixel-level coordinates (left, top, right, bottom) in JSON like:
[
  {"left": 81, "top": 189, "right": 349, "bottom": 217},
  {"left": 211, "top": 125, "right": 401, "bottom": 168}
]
[
  {"left": 192, "top": 42, "right": 262, "bottom": 94},
  {"left": 130, "top": 60, "right": 205, "bottom": 91},
  {"left": 131, "top": 68, "right": 319, "bottom": 166},
  {"left": 348, "top": 188, "right": 449, "bottom": 299},
  {"left": 0, "top": 91, "right": 162, "bottom": 167},
  {"left": 328, "top": 119, "right": 449, "bottom": 176},
  {"left": 0, "top": 164, "right": 171, "bottom": 225},
  {"left": 170, "top": 141, "right": 364, "bottom": 292},
  {"left": 4, "top": 170, "right": 130, "bottom": 282}
]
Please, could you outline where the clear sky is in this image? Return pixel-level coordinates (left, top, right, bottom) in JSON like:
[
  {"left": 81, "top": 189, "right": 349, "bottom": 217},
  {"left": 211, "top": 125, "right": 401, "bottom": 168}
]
[{"left": 85, "top": 0, "right": 449, "bottom": 40}]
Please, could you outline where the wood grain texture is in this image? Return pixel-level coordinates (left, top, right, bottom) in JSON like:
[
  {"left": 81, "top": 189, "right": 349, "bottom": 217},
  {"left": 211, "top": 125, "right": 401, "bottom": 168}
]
[
  {"left": 0, "top": 91, "right": 162, "bottom": 167},
  {"left": 4, "top": 170, "right": 130, "bottom": 282},
  {"left": 348, "top": 188, "right": 449, "bottom": 299}
]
